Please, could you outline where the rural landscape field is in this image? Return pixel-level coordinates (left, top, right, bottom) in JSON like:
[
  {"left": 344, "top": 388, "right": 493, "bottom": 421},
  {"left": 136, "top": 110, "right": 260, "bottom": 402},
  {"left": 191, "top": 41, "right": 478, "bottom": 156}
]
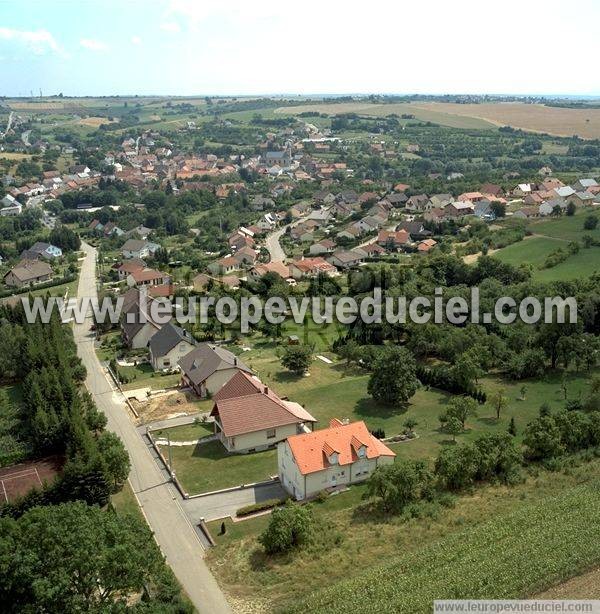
[{"left": 1, "top": 0, "right": 600, "bottom": 613}]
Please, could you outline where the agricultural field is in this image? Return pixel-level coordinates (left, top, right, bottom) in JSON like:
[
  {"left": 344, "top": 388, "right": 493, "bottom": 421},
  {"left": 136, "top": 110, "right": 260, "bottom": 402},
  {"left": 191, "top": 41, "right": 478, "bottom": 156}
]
[
  {"left": 275, "top": 100, "right": 600, "bottom": 138},
  {"left": 410, "top": 102, "right": 600, "bottom": 139},
  {"left": 292, "top": 482, "right": 600, "bottom": 613},
  {"left": 275, "top": 101, "right": 497, "bottom": 130},
  {"left": 207, "top": 459, "right": 600, "bottom": 612}
]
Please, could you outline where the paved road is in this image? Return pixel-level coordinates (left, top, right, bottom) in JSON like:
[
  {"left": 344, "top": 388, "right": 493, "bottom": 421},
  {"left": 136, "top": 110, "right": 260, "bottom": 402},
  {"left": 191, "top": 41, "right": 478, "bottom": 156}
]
[
  {"left": 73, "top": 242, "right": 231, "bottom": 614},
  {"left": 264, "top": 225, "right": 288, "bottom": 262},
  {"left": 264, "top": 209, "right": 326, "bottom": 263}
]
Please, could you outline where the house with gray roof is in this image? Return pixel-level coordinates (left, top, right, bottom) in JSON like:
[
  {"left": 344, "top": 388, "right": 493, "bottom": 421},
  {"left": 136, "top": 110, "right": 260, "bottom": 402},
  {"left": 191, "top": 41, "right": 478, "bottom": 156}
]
[
  {"left": 149, "top": 323, "right": 196, "bottom": 371},
  {"left": 179, "top": 343, "right": 253, "bottom": 398}
]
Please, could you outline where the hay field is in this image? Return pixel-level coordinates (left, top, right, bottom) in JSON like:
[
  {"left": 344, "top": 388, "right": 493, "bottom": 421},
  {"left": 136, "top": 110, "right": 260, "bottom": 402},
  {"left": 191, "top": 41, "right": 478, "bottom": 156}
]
[{"left": 411, "top": 102, "right": 600, "bottom": 139}]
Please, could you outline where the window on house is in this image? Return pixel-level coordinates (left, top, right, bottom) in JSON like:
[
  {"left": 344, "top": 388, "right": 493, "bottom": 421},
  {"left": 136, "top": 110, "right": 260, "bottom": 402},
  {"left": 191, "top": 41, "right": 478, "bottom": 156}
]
[{"left": 266, "top": 428, "right": 276, "bottom": 439}]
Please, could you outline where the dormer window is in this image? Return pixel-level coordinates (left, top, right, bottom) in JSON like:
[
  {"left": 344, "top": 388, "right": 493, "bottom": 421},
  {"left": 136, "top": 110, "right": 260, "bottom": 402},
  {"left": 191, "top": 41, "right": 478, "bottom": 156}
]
[
  {"left": 357, "top": 446, "right": 366, "bottom": 458},
  {"left": 328, "top": 452, "right": 338, "bottom": 465}
]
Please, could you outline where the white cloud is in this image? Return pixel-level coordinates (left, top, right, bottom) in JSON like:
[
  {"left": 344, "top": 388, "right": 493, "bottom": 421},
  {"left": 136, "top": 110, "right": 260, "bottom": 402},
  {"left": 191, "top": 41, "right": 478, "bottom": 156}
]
[
  {"left": 0, "top": 27, "right": 62, "bottom": 55},
  {"left": 131, "top": 36, "right": 142, "bottom": 45},
  {"left": 80, "top": 38, "right": 109, "bottom": 51},
  {"left": 160, "top": 22, "right": 180, "bottom": 33}
]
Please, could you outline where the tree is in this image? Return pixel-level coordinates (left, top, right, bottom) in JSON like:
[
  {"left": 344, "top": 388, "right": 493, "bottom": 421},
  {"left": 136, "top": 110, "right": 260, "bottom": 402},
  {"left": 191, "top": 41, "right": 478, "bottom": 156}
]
[
  {"left": 49, "top": 225, "right": 81, "bottom": 252},
  {"left": 434, "top": 442, "right": 480, "bottom": 490},
  {"left": 490, "top": 388, "right": 508, "bottom": 420},
  {"left": 441, "top": 396, "right": 478, "bottom": 429},
  {"left": 566, "top": 202, "right": 576, "bottom": 216},
  {"left": 523, "top": 414, "right": 564, "bottom": 460},
  {"left": 259, "top": 502, "right": 313, "bottom": 554},
  {"left": 445, "top": 416, "right": 463, "bottom": 442},
  {"left": 367, "top": 345, "right": 418, "bottom": 406},
  {"left": 281, "top": 344, "right": 312, "bottom": 375},
  {"left": 364, "top": 459, "right": 432, "bottom": 513},
  {"left": 584, "top": 215, "right": 598, "bottom": 230},
  {"left": 508, "top": 417, "right": 517, "bottom": 437},
  {"left": 403, "top": 418, "right": 418, "bottom": 437},
  {"left": 519, "top": 385, "right": 528, "bottom": 401},
  {"left": 0, "top": 502, "right": 163, "bottom": 611},
  {"left": 337, "top": 338, "right": 360, "bottom": 367},
  {"left": 97, "top": 431, "right": 130, "bottom": 492}
]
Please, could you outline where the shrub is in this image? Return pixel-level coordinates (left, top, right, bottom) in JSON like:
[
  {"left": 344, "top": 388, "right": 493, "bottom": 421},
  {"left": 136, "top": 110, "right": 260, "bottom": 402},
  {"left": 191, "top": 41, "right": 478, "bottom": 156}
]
[
  {"left": 259, "top": 501, "right": 313, "bottom": 554},
  {"left": 236, "top": 498, "right": 284, "bottom": 517}
]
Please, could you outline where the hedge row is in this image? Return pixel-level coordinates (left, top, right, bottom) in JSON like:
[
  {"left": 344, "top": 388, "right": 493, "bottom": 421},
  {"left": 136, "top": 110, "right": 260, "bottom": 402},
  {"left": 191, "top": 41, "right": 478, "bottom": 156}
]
[{"left": 236, "top": 498, "right": 286, "bottom": 517}]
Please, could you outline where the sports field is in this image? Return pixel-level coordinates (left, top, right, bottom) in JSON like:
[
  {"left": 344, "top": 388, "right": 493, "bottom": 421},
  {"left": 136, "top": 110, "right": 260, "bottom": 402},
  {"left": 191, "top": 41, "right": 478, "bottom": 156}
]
[{"left": 0, "top": 456, "right": 63, "bottom": 503}]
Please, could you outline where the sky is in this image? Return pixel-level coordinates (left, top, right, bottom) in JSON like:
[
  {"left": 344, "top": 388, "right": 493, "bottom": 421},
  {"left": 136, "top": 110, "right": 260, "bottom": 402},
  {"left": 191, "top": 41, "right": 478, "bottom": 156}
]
[{"left": 0, "top": 0, "right": 599, "bottom": 97}]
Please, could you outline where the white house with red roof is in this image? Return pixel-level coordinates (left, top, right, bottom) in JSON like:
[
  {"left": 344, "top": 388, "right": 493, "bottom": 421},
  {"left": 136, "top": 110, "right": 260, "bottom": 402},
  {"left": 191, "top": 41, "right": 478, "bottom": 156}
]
[{"left": 278, "top": 418, "right": 395, "bottom": 500}]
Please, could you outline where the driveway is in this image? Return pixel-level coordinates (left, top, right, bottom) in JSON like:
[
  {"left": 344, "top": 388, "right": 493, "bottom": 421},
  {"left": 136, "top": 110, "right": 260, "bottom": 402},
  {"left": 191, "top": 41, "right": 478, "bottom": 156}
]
[{"left": 183, "top": 482, "right": 286, "bottom": 523}]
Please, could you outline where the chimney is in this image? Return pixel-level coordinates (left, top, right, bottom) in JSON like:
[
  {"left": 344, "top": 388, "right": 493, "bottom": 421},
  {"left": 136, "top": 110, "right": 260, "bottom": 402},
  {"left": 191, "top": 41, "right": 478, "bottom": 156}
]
[
  {"left": 234, "top": 357, "right": 237, "bottom": 366},
  {"left": 264, "top": 385, "right": 269, "bottom": 394}
]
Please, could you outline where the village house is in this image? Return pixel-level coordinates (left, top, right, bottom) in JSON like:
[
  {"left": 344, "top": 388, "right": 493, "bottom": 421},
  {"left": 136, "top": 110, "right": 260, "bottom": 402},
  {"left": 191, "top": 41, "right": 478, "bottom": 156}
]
[
  {"left": 417, "top": 238, "right": 437, "bottom": 253},
  {"left": 355, "top": 242, "right": 386, "bottom": 258},
  {"left": 208, "top": 256, "right": 240, "bottom": 276},
  {"left": 114, "top": 258, "right": 146, "bottom": 280},
  {"left": 568, "top": 191, "right": 596, "bottom": 208},
  {"left": 539, "top": 198, "right": 567, "bottom": 216},
  {"left": 3, "top": 260, "right": 53, "bottom": 288},
  {"left": 309, "top": 238, "right": 337, "bottom": 256},
  {"left": 149, "top": 323, "right": 196, "bottom": 371},
  {"left": 377, "top": 229, "right": 410, "bottom": 251},
  {"left": 120, "top": 289, "right": 164, "bottom": 349},
  {"left": 328, "top": 249, "right": 364, "bottom": 270},
  {"left": 126, "top": 267, "right": 171, "bottom": 288},
  {"left": 397, "top": 221, "right": 433, "bottom": 240},
  {"left": 19, "top": 242, "right": 63, "bottom": 262},
  {"left": 178, "top": 343, "right": 252, "bottom": 398},
  {"left": 405, "top": 194, "right": 430, "bottom": 212},
  {"left": 248, "top": 261, "right": 290, "bottom": 282},
  {"left": 231, "top": 246, "right": 258, "bottom": 268},
  {"left": 289, "top": 257, "right": 338, "bottom": 279},
  {"left": 210, "top": 371, "right": 316, "bottom": 454},
  {"left": 480, "top": 183, "right": 504, "bottom": 198},
  {"left": 290, "top": 202, "right": 312, "bottom": 218},
  {"left": 513, "top": 206, "right": 539, "bottom": 219},
  {"left": 572, "top": 178, "right": 598, "bottom": 192},
  {"left": 278, "top": 418, "right": 396, "bottom": 500},
  {"left": 121, "top": 239, "right": 160, "bottom": 260},
  {"left": 445, "top": 201, "right": 475, "bottom": 217}
]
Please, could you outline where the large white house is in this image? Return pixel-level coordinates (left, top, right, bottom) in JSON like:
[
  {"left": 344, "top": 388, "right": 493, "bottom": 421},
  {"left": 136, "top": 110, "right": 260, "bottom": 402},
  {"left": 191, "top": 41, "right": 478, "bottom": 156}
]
[{"left": 278, "top": 419, "right": 396, "bottom": 500}]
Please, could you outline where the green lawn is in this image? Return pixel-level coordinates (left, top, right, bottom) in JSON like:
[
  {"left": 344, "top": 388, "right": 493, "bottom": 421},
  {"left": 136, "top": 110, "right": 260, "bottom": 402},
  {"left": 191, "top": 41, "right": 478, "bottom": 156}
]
[
  {"left": 493, "top": 236, "right": 564, "bottom": 268},
  {"left": 168, "top": 440, "right": 277, "bottom": 494},
  {"left": 153, "top": 421, "right": 214, "bottom": 441},
  {"left": 527, "top": 210, "right": 600, "bottom": 242},
  {"left": 533, "top": 246, "right": 600, "bottom": 282},
  {"left": 110, "top": 482, "right": 143, "bottom": 519},
  {"left": 119, "top": 363, "right": 181, "bottom": 391}
]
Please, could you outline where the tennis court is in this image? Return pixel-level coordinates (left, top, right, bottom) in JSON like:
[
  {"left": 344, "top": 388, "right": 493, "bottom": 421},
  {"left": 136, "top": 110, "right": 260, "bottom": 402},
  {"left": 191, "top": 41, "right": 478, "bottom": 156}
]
[{"left": 0, "top": 456, "right": 63, "bottom": 504}]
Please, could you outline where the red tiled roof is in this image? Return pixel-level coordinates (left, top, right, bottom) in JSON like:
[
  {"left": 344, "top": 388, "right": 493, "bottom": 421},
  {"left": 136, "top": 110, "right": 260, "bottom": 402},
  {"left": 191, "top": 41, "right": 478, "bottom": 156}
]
[
  {"left": 286, "top": 420, "right": 395, "bottom": 476},
  {"left": 210, "top": 385, "right": 316, "bottom": 437}
]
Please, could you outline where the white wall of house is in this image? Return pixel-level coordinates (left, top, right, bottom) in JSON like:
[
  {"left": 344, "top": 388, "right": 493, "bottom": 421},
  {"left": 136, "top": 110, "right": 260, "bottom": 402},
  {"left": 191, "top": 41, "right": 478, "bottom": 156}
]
[
  {"left": 278, "top": 440, "right": 394, "bottom": 500},
  {"left": 217, "top": 421, "right": 300, "bottom": 454},
  {"left": 151, "top": 340, "right": 195, "bottom": 371}
]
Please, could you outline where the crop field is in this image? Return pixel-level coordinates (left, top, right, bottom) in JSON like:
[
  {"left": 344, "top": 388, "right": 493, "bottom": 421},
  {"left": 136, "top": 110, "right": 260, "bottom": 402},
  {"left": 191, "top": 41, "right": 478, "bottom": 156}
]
[
  {"left": 275, "top": 102, "right": 496, "bottom": 130},
  {"left": 410, "top": 102, "right": 600, "bottom": 139},
  {"left": 290, "top": 483, "right": 600, "bottom": 614}
]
